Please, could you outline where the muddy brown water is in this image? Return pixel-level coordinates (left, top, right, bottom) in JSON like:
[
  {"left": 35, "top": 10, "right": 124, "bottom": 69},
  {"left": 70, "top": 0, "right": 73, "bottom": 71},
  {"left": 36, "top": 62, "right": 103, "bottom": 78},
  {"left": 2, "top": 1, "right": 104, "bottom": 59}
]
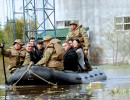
[{"left": 0, "top": 68, "right": 130, "bottom": 100}]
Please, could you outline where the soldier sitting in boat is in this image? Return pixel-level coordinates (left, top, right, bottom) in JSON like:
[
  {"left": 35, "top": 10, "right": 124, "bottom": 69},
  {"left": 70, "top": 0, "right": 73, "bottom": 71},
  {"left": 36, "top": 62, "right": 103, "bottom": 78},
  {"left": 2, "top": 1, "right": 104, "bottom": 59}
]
[
  {"left": 36, "top": 36, "right": 64, "bottom": 70},
  {"left": 0, "top": 39, "right": 30, "bottom": 74},
  {"left": 62, "top": 41, "right": 79, "bottom": 71}
]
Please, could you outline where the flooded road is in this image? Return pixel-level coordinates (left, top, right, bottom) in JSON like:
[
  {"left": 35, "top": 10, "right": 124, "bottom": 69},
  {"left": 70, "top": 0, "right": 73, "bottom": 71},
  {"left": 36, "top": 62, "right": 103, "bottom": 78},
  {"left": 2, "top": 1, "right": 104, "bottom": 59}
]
[{"left": 0, "top": 68, "right": 130, "bottom": 100}]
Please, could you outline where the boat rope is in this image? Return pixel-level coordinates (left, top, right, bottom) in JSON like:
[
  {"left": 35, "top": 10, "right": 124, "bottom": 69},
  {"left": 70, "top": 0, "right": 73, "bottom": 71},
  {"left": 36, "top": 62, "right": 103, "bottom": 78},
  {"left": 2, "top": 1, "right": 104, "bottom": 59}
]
[
  {"left": 29, "top": 70, "right": 57, "bottom": 86},
  {"left": 13, "top": 62, "right": 57, "bottom": 86},
  {"left": 13, "top": 62, "right": 33, "bottom": 86}
]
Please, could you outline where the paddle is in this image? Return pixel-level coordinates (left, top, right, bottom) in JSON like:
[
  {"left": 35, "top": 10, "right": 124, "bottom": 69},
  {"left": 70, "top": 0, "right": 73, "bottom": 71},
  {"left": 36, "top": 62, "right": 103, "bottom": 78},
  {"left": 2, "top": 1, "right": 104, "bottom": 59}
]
[{"left": 0, "top": 41, "right": 8, "bottom": 85}]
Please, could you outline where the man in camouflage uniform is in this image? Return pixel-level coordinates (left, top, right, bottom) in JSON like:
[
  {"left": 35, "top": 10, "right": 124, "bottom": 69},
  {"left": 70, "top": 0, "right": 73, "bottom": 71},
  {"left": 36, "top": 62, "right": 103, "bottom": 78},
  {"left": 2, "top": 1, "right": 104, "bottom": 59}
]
[
  {"left": 66, "top": 20, "right": 90, "bottom": 54},
  {"left": 1, "top": 39, "right": 30, "bottom": 74},
  {"left": 36, "top": 36, "right": 64, "bottom": 70},
  {"left": 66, "top": 20, "right": 92, "bottom": 71}
]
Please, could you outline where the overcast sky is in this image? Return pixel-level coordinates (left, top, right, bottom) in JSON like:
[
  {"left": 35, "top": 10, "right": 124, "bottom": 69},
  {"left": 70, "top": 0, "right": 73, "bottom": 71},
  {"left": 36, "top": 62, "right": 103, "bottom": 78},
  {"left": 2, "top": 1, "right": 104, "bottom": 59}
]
[
  {"left": 0, "top": 0, "right": 54, "bottom": 30},
  {"left": 0, "top": 0, "right": 23, "bottom": 28}
]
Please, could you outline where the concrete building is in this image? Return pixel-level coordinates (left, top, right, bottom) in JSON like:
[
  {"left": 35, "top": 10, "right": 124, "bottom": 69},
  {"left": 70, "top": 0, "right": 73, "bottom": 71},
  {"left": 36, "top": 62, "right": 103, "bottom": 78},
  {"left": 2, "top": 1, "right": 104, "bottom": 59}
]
[
  {"left": 55, "top": 0, "right": 130, "bottom": 64},
  {"left": 1, "top": 0, "right": 130, "bottom": 64}
]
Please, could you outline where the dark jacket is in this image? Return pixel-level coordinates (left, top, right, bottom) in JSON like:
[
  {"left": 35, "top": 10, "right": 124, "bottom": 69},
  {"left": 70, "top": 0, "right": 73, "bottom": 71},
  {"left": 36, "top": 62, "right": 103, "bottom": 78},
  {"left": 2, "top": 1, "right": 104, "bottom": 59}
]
[
  {"left": 63, "top": 47, "right": 79, "bottom": 71},
  {"left": 35, "top": 47, "right": 44, "bottom": 62},
  {"left": 29, "top": 51, "right": 38, "bottom": 64},
  {"left": 29, "top": 45, "right": 44, "bottom": 64}
]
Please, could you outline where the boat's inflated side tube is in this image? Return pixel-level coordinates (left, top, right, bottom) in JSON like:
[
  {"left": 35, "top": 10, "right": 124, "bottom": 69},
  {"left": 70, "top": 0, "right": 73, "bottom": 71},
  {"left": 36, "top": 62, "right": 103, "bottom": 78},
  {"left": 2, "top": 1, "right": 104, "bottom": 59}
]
[
  {"left": 7, "top": 65, "right": 53, "bottom": 85},
  {"left": 51, "top": 70, "right": 82, "bottom": 84},
  {"left": 51, "top": 69, "right": 107, "bottom": 85},
  {"left": 7, "top": 65, "right": 107, "bottom": 85}
]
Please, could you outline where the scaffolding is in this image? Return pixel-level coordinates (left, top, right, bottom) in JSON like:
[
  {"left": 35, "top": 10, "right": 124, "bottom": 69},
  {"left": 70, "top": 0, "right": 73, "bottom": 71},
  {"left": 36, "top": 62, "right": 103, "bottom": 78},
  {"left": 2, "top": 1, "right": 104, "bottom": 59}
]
[{"left": 12, "top": 0, "right": 56, "bottom": 42}]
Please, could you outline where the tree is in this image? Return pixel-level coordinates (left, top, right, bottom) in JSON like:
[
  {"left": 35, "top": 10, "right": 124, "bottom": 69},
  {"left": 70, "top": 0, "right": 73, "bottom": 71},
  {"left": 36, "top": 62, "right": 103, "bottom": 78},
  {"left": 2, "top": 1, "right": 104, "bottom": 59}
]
[
  {"left": 4, "top": 18, "right": 36, "bottom": 44},
  {"left": 0, "top": 28, "right": 8, "bottom": 44},
  {"left": 103, "top": 31, "right": 130, "bottom": 65},
  {"left": 0, "top": 29, "right": 5, "bottom": 41},
  {"left": 4, "top": 20, "right": 14, "bottom": 44}
]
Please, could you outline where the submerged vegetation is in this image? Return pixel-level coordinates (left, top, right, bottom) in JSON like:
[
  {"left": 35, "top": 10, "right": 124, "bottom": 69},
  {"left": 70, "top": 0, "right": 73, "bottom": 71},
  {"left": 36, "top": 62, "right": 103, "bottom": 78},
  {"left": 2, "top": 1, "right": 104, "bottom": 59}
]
[{"left": 0, "top": 56, "right": 130, "bottom": 99}]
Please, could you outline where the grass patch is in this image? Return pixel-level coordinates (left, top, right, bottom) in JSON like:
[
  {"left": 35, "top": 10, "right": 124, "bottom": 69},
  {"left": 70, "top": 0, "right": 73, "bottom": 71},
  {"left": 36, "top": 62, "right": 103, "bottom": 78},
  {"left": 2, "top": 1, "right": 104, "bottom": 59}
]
[{"left": 93, "top": 64, "right": 130, "bottom": 69}]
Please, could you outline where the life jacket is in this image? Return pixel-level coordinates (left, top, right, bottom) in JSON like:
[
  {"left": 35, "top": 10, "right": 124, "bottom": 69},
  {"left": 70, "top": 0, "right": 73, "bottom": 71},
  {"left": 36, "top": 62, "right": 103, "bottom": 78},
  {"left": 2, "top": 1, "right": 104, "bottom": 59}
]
[
  {"left": 46, "top": 39, "right": 64, "bottom": 70},
  {"left": 49, "top": 39, "right": 64, "bottom": 61},
  {"left": 7, "top": 46, "right": 26, "bottom": 73}
]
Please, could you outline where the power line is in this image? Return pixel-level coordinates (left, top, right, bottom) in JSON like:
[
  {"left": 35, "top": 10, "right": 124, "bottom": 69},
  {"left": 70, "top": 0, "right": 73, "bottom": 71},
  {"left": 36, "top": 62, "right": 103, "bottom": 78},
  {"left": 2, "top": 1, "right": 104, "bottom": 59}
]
[
  {"left": 9, "top": 0, "right": 12, "bottom": 20},
  {"left": 2, "top": 0, "right": 5, "bottom": 26},
  {"left": 6, "top": 0, "right": 9, "bottom": 21}
]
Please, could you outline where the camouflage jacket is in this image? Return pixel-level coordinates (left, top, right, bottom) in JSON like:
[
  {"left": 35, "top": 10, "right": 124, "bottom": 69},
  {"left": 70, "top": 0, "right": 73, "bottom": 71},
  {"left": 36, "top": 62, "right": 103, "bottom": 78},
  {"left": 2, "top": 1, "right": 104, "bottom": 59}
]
[
  {"left": 66, "top": 26, "right": 90, "bottom": 50},
  {"left": 36, "top": 40, "right": 64, "bottom": 70},
  {"left": 2, "top": 46, "right": 29, "bottom": 73},
  {"left": 22, "top": 51, "right": 31, "bottom": 66}
]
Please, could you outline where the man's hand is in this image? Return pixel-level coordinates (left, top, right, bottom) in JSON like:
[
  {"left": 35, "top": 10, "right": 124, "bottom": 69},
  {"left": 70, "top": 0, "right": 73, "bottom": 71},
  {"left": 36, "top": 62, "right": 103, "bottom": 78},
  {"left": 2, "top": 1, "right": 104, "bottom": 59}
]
[
  {"left": 0, "top": 43, "right": 4, "bottom": 48},
  {"left": 84, "top": 49, "right": 88, "bottom": 56}
]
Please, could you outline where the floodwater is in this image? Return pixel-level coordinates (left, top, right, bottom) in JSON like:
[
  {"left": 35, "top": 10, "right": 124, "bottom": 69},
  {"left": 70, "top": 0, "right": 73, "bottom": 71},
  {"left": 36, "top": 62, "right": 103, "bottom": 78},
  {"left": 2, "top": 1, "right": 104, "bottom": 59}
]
[{"left": 0, "top": 68, "right": 130, "bottom": 100}]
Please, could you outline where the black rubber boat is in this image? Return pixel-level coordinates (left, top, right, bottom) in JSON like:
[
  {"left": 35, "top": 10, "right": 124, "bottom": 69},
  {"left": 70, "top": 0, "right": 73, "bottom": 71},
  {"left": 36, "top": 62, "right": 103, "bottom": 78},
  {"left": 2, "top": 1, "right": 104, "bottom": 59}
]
[{"left": 7, "top": 65, "right": 107, "bottom": 86}]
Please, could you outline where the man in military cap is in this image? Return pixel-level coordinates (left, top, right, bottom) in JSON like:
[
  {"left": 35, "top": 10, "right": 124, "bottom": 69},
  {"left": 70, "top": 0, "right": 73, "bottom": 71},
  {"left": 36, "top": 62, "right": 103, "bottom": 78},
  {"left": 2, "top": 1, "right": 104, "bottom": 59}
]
[
  {"left": 36, "top": 36, "right": 64, "bottom": 70},
  {"left": 0, "top": 39, "right": 30, "bottom": 73},
  {"left": 66, "top": 20, "right": 90, "bottom": 55},
  {"left": 66, "top": 20, "right": 92, "bottom": 71}
]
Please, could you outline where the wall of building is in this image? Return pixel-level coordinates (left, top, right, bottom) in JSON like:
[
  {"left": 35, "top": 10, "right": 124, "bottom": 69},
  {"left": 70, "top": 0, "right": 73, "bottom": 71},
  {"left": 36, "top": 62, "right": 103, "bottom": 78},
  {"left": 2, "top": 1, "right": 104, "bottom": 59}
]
[{"left": 55, "top": 0, "right": 130, "bottom": 63}]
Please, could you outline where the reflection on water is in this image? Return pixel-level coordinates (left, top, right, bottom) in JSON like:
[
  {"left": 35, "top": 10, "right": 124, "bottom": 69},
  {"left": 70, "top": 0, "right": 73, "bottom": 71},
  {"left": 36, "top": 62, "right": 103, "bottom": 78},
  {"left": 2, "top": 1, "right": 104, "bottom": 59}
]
[
  {"left": 0, "top": 69, "right": 130, "bottom": 100},
  {"left": 1, "top": 85, "right": 92, "bottom": 100}
]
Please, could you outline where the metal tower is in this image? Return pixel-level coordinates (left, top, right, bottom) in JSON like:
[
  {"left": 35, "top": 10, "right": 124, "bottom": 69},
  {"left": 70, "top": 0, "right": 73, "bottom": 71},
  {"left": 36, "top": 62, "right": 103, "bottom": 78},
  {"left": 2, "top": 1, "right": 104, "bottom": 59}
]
[
  {"left": 11, "top": 0, "right": 56, "bottom": 42},
  {"left": 22, "top": 0, "right": 56, "bottom": 42}
]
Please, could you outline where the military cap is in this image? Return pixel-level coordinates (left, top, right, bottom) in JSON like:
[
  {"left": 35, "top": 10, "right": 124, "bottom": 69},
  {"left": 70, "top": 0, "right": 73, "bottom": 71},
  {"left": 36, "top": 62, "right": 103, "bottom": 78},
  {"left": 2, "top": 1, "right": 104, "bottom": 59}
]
[
  {"left": 69, "top": 20, "right": 78, "bottom": 25},
  {"left": 50, "top": 38, "right": 61, "bottom": 43},
  {"left": 43, "top": 36, "right": 52, "bottom": 41},
  {"left": 37, "top": 40, "right": 43, "bottom": 44},
  {"left": 13, "top": 39, "right": 23, "bottom": 45}
]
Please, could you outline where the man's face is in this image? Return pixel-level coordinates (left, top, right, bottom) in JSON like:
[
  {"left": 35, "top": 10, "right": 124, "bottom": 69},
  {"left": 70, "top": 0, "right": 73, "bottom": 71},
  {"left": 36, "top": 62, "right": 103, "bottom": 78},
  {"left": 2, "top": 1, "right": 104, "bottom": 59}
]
[
  {"left": 62, "top": 43, "right": 69, "bottom": 51},
  {"left": 30, "top": 39, "right": 35, "bottom": 46},
  {"left": 26, "top": 43, "right": 33, "bottom": 52},
  {"left": 69, "top": 24, "right": 77, "bottom": 31},
  {"left": 14, "top": 43, "right": 22, "bottom": 50},
  {"left": 37, "top": 43, "right": 43, "bottom": 50},
  {"left": 43, "top": 41, "right": 49, "bottom": 46},
  {"left": 68, "top": 40, "right": 73, "bottom": 46}
]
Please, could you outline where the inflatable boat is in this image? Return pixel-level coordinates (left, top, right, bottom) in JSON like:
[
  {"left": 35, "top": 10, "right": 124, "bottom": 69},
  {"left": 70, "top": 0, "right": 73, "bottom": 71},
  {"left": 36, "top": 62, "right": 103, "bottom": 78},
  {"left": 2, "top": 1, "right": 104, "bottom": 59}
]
[{"left": 7, "top": 65, "right": 107, "bottom": 86}]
